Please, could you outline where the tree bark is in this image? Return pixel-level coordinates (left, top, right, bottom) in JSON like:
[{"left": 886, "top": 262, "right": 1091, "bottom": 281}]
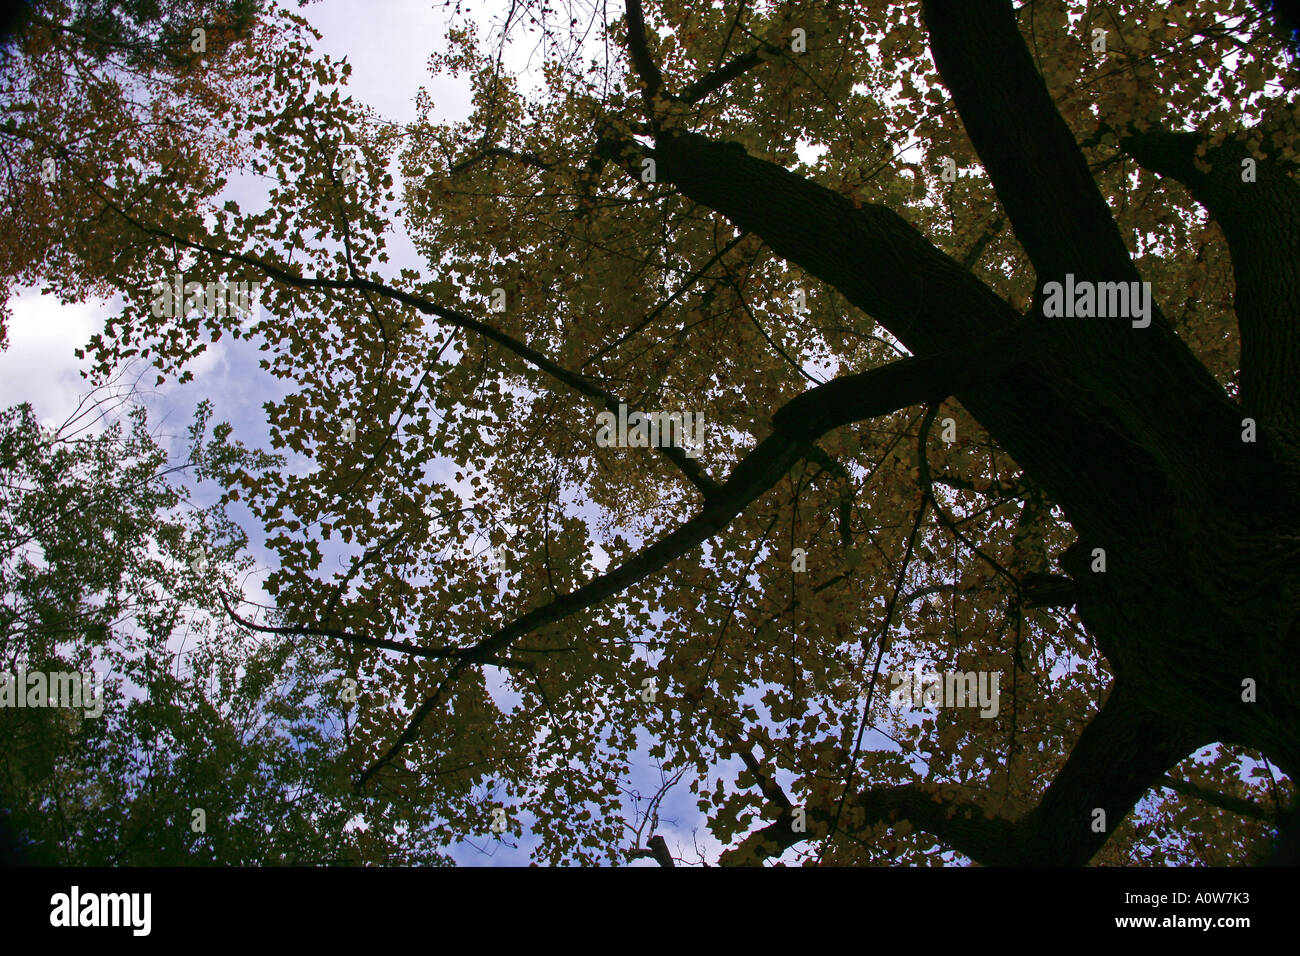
[{"left": 641, "top": 0, "right": 1300, "bottom": 865}]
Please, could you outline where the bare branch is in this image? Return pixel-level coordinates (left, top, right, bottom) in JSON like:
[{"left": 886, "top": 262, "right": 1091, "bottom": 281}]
[{"left": 218, "top": 589, "right": 462, "bottom": 661}]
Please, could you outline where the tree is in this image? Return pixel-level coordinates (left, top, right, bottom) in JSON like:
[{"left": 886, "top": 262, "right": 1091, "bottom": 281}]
[
  {"left": 4, "top": 0, "right": 1298, "bottom": 865},
  {"left": 0, "top": 382, "right": 447, "bottom": 864}
]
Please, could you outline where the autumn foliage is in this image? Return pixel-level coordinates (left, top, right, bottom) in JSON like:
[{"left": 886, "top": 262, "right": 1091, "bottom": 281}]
[{"left": 3, "top": 0, "right": 1299, "bottom": 865}]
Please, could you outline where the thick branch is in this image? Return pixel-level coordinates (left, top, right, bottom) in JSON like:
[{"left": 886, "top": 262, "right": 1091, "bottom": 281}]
[
  {"left": 721, "top": 782, "right": 1016, "bottom": 866},
  {"left": 917, "top": 0, "right": 1248, "bottom": 526},
  {"left": 629, "top": 834, "right": 675, "bottom": 867},
  {"left": 921, "top": 0, "right": 1140, "bottom": 283},
  {"left": 1120, "top": 125, "right": 1300, "bottom": 463},
  {"left": 623, "top": 0, "right": 663, "bottom": 102},
  {"left": 1019, "top": 572, "right": 1077, "bottom": 609},
  {"left": 725, "top": 683, "right": 1205, "bottom": 866},
  {"left": 455, "top": 326, "right": 1044, "bottom": 668},
  {"left": 679, "top": 45, "right": 775, "bottom": 104},
  {"left": 772, "top": 320, "right": 1047, "bottom": 440},
  {"left": 1008, "top": 683, "right": 1205, "bottom": 864},
  {"left": 649, "top": 129, "right": 1180, "bottom": 545},
  {"left": 360, "top": 332, "right": 1040, "bottom": 781},
  {"left": 1160, "top": 775, "right": 1274, "bottom": 823}
]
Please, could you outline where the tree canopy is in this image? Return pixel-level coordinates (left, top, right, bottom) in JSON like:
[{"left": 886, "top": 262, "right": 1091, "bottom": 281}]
[
  {"left": 3, "top": 0, "right": 1299, "bottom": 865},
  {"left": 0, "top": 379, "right": 447, "bottom": 864}
]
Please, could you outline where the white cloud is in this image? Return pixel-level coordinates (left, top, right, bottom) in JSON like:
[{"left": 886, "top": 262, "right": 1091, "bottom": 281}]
[
  {"left": 0, "top": 288, "right": 102, "bottom": 425},
  {"left": 305, "top": 0, "right": 474, "bottom": 126}
]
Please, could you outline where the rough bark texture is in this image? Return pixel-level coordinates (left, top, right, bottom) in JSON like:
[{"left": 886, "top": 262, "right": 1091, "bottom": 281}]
[
  {"left": 1120, "top": 125, "right": 1300, "bottom": 467},
  {"left": 641, "top": 0, "right": 1300, "bottom": 863}
]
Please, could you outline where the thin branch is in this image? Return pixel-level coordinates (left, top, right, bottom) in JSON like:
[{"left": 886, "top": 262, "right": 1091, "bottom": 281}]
[
  {"left": 89, "top": 190, "right": 722, "bottom": 500},
  {"left": 1159, "top": 775, "right": 1274, "bottom": 823},
  {"left": 218, "top": 590, "right": 463, "bottom": 661},
  {"left": 448, "top": 146, "right": 553, "bottom": 176}
]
